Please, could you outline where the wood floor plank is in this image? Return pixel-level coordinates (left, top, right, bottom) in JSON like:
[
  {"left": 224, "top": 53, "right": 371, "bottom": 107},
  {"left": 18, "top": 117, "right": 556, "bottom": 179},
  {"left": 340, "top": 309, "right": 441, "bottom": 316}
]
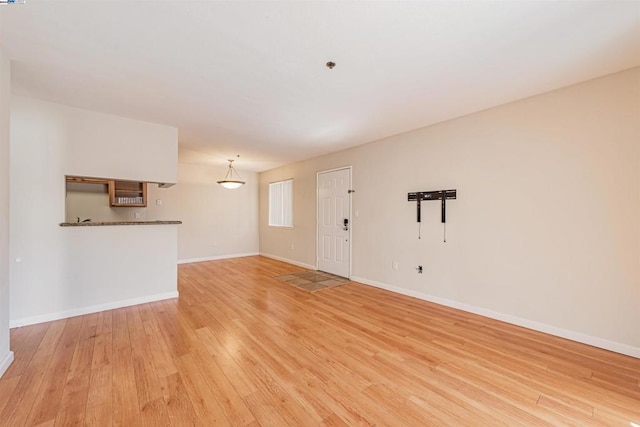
[
  {"left": 112, "top": 347, "right": 142, "bottom": 427},
  {"left": 84, "top": 364, "right": 112, "bottom": 426},
  {"left": 2, "top": 256, "right": 639, "bottom": 426},
  {"left": 139, "top": 397, "right": 171, "bottom": 427},
  {"left": 90, "top": 310, "right": 112, "bottom": 370},
  {"left": 25, "top": 317, "right": 83, "bottom": 426},
  {"left": 140, "top": 310, "right": 178, "bottom": 379},
  {"left": 154, "top": 299, "right": 194, "bottom": 358},
  {"left": 159, "top": 373, "right": 200, "bottom": 426},
  {"left": 53, "top": 332, "right": 95, "bottom": 426},
  {"left": 173, "top": 352, "right": 232, "bottom": 425},
  {"left": 0, "top": 374, "right": 20, "bottom": 416},
  {"left": 126, "top": 305, "right": 164, "bottom": 408},
  {"left": 187, "top": 344, "right": 257, "bottom": 425},
  {"left": 194, "top": 326, "right": 260, "bottom": 399},
  {"left": 111, "top": 309, "right": 143, "bottom": 427},
  {"left": 3, "top": 322, "right": 50, "bottom": 379},
  {"left": 77, "top": 312, "right": 99, "bottom": 342}
]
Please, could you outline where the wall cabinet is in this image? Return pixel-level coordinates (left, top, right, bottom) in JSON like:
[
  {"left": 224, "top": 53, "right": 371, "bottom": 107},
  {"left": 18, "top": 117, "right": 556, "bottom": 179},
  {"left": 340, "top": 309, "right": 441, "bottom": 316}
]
[{"left": 109, "top": 180, "right": 147, "bottom": 207}]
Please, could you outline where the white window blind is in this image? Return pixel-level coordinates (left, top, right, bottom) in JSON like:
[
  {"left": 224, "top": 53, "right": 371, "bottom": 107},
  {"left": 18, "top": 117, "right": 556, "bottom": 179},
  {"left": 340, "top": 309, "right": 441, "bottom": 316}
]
[{"left": 268, "top": 179, "right": 293, "bottom": 227}]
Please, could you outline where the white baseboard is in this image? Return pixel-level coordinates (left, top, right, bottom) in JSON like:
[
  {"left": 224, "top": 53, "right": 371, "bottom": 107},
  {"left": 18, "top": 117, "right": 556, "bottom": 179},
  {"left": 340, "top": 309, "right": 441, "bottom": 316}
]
[
  {"left": 351, "top": 276, "right": 640, "bottom": 359},
  {"left": 0, "top": 351, "right": 14, "bottom": 378},
  {"left": 259, "top": 252, "right": 317, "bottom": 270},
  {"left": 10, "top": 291, "right": 179, "bottom": 328},
  {"left": 178, "top": 252, "right": 259, "bottom": 264}
]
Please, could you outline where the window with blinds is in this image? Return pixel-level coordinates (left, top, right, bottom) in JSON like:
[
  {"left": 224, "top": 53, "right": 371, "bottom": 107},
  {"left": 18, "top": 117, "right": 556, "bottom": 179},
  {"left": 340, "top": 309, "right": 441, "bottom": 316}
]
[{"left": 268, "top": 179, "right": 293, "bottom": 227}]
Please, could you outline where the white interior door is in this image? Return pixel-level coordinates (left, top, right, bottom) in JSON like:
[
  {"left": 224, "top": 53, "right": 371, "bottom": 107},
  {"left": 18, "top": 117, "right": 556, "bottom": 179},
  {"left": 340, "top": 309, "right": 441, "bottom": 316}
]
[{"left": 317, "top": 168, "right": 351, "bottom": 278}]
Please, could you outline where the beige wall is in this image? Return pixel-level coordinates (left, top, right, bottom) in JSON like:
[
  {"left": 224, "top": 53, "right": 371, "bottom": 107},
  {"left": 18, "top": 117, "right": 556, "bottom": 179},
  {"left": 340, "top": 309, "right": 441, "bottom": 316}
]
[
  {"left": 63, "top": 106, "right": 177, "bottom": 185},
  {"left": 146, "top": 162, "right": 259, "bottom": 262},
  {"left": 0, "top": 47, "right": 13, "bottom": 375},
  {"left": 10, "top": 95, "right": 179, "bottom": 325},
  {"left": 260, "top": 67, "right": 640, "bottom": 354},
  {"left": 10, "top": 224, "right": 178, "bottom": 327}
]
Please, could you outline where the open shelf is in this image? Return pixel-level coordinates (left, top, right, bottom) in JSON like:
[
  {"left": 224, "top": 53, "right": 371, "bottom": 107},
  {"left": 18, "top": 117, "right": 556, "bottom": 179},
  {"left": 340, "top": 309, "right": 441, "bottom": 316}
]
[{"left": 109, "top": 180, "right": 147, "bottom": 207}]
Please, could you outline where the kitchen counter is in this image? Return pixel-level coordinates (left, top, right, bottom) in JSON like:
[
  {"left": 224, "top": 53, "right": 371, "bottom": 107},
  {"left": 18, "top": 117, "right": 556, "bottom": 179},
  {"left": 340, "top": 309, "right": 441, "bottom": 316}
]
[{"left": 60, "top": 220, "right": 182, "bottom": 227}]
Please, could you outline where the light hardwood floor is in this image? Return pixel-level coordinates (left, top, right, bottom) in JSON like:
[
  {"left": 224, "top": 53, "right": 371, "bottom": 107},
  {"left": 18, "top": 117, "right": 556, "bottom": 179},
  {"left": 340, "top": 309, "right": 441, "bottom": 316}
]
[{"left": 1, "top": 256, "right": 638, "bottom": 426}]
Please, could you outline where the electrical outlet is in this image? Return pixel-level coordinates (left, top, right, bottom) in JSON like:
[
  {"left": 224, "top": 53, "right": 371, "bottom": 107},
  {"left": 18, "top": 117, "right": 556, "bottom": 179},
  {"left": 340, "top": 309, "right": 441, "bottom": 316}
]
[
  {"left": 416, "top": 265, "right": 423, "bottom": 274},
  {"left": 134, "top": 212, "right": 141, "bottom": 219},
  {"left": 392, "top": 261, "right": 399, "bottom": 270},
  {"left": 290, "top": 244, "right": 294, "bottom": 250},
  {"left": 156, "top": 199, "right": 162, "bottom": 205}
]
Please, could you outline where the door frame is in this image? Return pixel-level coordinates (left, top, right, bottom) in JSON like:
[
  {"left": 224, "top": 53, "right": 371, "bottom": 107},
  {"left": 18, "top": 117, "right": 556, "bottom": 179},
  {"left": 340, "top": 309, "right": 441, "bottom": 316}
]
[{"left": 316, "top": 166, "right": 353, "bottom": 278}]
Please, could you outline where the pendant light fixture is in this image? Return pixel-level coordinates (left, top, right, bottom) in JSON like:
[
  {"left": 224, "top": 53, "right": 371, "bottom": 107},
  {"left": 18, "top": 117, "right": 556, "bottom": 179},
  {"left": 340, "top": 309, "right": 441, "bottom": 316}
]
[{"left": 217, "top": 155, "right": 245, "bottom": 189}]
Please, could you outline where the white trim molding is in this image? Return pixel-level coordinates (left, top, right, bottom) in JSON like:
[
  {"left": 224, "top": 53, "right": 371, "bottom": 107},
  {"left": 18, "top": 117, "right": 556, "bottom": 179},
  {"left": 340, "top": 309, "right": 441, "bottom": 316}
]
[
  {"left": 10, "top": 291, "right": 179, "bottom": 328},
  {"left": 178, "top": 252, "right": 259, "bottom": 265},
  {"left": 260, "top": 252, "right": 317, "bottom": 270},
  {"left": 0, "top": 351, "right": 14, "bottom": 378},
  {"left": 351, "top": 276, "right": 640, "bottom": 359}
]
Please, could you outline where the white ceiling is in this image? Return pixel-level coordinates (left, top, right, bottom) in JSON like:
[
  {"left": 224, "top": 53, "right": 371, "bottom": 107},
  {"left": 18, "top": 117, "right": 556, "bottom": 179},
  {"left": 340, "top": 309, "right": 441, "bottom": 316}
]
[{"left": 1, "top": 1, "right": 639, "bottom": 172}]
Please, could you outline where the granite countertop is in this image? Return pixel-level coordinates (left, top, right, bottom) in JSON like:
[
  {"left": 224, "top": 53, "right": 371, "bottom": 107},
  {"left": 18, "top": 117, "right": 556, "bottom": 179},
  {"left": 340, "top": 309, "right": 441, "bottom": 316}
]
[{"left": 60, "top": 220, "right": 182, "bottom": 227}]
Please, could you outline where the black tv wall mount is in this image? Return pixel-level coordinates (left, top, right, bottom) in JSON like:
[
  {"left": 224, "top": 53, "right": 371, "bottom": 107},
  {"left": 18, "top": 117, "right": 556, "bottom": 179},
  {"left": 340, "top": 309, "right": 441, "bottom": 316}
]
[
  {"left": 407, "top": 189, "right": 456, "bottom": 223},
  {"left": 408, "top": 190, "right": 457, "bottom": 241}
]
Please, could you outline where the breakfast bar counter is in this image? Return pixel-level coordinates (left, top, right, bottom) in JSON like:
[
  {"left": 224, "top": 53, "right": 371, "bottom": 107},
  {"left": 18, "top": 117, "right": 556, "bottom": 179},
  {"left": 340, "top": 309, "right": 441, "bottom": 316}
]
[{"left": 60, "top": 220, "right": 182, "bottom": 227}]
